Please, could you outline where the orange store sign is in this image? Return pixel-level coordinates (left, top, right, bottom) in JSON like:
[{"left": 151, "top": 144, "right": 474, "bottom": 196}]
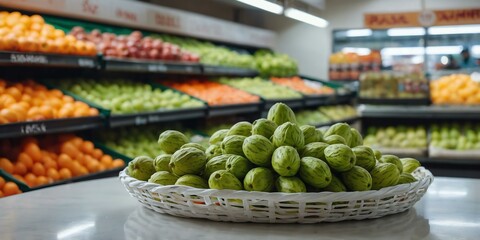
[{"left": 365, "top": 8, "right": 480, "bottom": 29}]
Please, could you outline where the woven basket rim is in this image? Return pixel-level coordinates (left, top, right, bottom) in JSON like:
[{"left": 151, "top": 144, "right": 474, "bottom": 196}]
[{"left": 119, "top": 167, "right": 434, "bottom": 201}]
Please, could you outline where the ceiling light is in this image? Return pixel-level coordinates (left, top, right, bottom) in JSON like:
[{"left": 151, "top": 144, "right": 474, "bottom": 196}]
[
  {"left": 387, "top": 27, "right": 426, "bottom": 36},
  {"left": 236, "top": 0, "right": 284, "bottom": 14},
  {"left": 428, "top": 24, "right": 480, "bottom": 35},
  {"left": 345, "top": 29, "right": 372, "bottom": 37},
  {"left": 284, "top": 8, "right": 328, "bottom": 28}
]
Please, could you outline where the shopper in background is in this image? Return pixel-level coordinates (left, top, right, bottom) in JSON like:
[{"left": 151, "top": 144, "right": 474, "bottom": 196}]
[{"left": 459, "top": 48, "right": 478, "bottom": 68}]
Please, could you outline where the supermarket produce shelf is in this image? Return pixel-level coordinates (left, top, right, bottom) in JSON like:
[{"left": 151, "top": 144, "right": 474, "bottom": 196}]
[
  {"left": 103, "top": 57, "right": 202, "bottom": 74},
  {"left": 315, "top": 116, "right": 359, "bottom": 128},
  {"left": 202, "top": 65, "right": 258, "bottom": 76},
  {"left": 303, "top": 95, "right": 335, "bottom": 107},
  {"left": 108, "top": 107, "right": 207, "bottom": 128},
  {"left": 263, "top": 98, "right": 304, "bottom": 110},
  {"left": 208, "top": 103, "right": 262, "bottom": 117},
  {"left": 359, "top": 105, "right": 480, "bottom": 119},
  {"left": 358, "top": 98, "right": 430, "bottom": 106},
  {"left": 0, "top": 116, "right": 105, "bottom": 139},
  {"left": 0, "top": 51, "right": 98, "bottom": 68}
]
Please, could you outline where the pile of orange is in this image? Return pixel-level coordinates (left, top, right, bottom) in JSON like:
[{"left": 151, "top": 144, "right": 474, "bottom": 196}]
[
  {"left": 0, "top": 176, "right": 22, "bottom": 198},
  {"left": 0, "top": 79, "right": 99, "bottom": 124},
  {"left": 271, "top": 77, "right": 335, "bottom": 95},
  {"left": 0, "top": 11, "right": 96, "bottom": 55},
  {"left": 430, "top": 74, "right": 480, "bottom": 105},
  {"left": 0, "top": 134, "right": 125, "bottom": 188}
]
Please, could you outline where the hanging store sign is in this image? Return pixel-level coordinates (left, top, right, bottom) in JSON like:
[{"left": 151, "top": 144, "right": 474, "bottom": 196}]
[
  {"left": 364, "top": 8, "right": 480, "bottom": 29},
  {"left": 0, "top": 0, "right": 275, "bottom": 48}
]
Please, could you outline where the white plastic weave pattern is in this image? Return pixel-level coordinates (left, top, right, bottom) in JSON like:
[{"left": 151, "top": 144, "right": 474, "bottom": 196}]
[{"left": 119, "top": 167, "right": 433, "bottom": 223}]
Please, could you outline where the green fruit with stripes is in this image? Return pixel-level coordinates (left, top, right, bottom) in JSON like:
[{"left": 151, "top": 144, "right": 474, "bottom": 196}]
[
  {"left": 175, "top": 174, "right": 208, "bottom": 188},
  {"left": 400, "top": 158, "right": 421, "bottom": 174},
  {"left": 324, "top": 134, "right": 347, "bottom": 145},
  {"left": 205, "top": 144, "right": 222, "bottom": 160},
  {"left": 153, "top": 154, "right": 171, "bottom": 172},
  {"left": 209, "top": 129, "right": 229, "bottom": 145},
  {"left": 208, "top": 170, "right": 243, "bottom": 190},
  {"left": 380, "top": 155, "right": 403, "bottom": 173},
  {"left": 300, "top": 125, "right": 323, "bottom": 144},
  {"left": 158, "top": 130, "right": 189, "bottom": 154},
  {"left": 352, "top": 146, "right": 376, "bottom": 171},
  {"left": 148, "top": 171, "right": 178, "bottom": 185},
  {"left": 128, "top": 156, "right": 156, "bottom": 181},
  {"left": 221, "top": 135, "right": 246, "bottom": 157},
  {"left": 169, "top": 147, "right": 207, "bottom": 176},
  {"left": 180, "top": 143, "right": 206, "bottom": 152},
  {"left": 225, "top": 154, "right": 253, "bottom": 179},
  {"left": 341, "top": 166, "right": 372, "bottom": 191},
  {"left": 301, "top": 142, "right": 329, "bottom": 160},
  {"left": 320, "top": 175, "right": 347, "bottom": 192},
  {"left": 324, "top": 123, "right": 352, "bottom": 145},
  {"left": 267, "top": 102, "right": 297, "bottom": 126},
  {"left": 370, "top": 162, "right": 400, "bottom": 190},
  {"left": 251, "top": 118, "right": 277, "bottom": 139},
  {"left": 227, "top": 121, "right": 252, "bottom": 137},
  {"left": 324, "top": 144, "right": 356, "bottom": 172},
  {"left": 203, "top": 155, "right": 228, "bottom": 179},
  {"left": 348, "top": 128, "right": 363, "bottom": 148},
  {"left": 244, "top": 167, "right": 275, "bottom": 192},
  {"left": 272, "top": 122, "right": 305, "bottom": 149},
  {"left": 271, "top": 146, "right": 301, "bottom": 176},
  {"left": 397, "top": 173, "right": 417, "bottom": 184},
  {"left": 275, "top": 176, "right": 306, "bottom": 193},
  {"left": 242, "top": 135, "right": 274, "bottom": 167},
  {"left": 374, "top": 149, "right": 382, "bottom": 160},
  {"left": 299, "top": 157, "right": 332, "bottom": 188}
]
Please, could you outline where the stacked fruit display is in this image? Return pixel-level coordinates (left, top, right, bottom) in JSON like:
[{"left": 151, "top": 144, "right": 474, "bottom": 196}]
[
  {"left": 359, "top": 72, "right": 429, "bottom": 99},
  {"left": 98, "top": 126, "right": 208, "bottom": 159},
  {"left": 158, "top": 35, "right": 255, "bottom": 69},
  {"left": 161, "top": 79, "right": 260, "bottom": 106},
  {"left": 270, "top": 77, "right": 334, "bottom": 96},
  {"left": 55, "top": 78, "right": 205, "bottom": 114},
  {"left": 218, "top": 77, "right": 302, "bottom": 100},
  {"left": 126, "top": 103, "right": 421, "bottom": 193},
  {"left": 363, "top": 126, "right": 427, "bottom": 151},
  {"left": 296, "top": 105, "right": 357, "bottom": 126},
  {"left": 0, "top": 176, "right": 22, "bottom": 198},
  {"left": 329, "top": 51, "right": 381, "bottom": 80},
  {"left": 0, "top": 12, "right": 96, "bottom": 55},
  {"left": 70, "top": 27, "right": 199, "bottom": 62},
  {"left": 430, "top": 123, "right": 480, "bottom": 150},
  {"left": 0, "top": 135, "right": 124, "bottom": 188},
  {"left": 0, "top": 79, "right": 99, "bottom": 124},
  {"left": 430, "top": 74, "right": 480, "bottom": 105},
  {"left": 254, "top": 50, "right": 298, "bottom": 77},
  {"left": 320, "top": 105, "right": 357, "bottom": 121}
]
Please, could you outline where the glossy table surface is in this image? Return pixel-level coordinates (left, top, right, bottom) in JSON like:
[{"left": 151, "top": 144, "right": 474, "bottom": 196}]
[{"left": 0, "top": 177, "right": 479, "bottom": 240}]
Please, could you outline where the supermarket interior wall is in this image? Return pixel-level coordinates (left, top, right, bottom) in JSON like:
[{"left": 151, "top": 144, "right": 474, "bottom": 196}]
[{"left": 267, "top": 0, "right": 480, "bottom": 80}]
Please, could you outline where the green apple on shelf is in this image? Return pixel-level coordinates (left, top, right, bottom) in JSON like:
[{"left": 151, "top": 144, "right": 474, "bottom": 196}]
[
  {"left": 296, "top": 105, "right": 357, "bottom": 126},
  {"left": 430, "top": 123, "right": 480, "bottom": 150},
  {"left": 254, "top": 50, "right": 298, "bottom": 77},
  {"left": 218, "top": 77, "right": 302, "bottom": 100},
  {"left": 364, "top": 126, "right": 427, "bottom": 149},
  {"left": 56, "top": 79, "right": 204, "bottom": 114}
]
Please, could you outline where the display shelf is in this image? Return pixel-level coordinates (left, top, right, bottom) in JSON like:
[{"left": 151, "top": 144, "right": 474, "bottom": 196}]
[
  {"left": 207, "top": 103, "right": 262, "bottom": 117},
  {"left": 263, "top": 98, "right": 304, "bottom": 110},
  {"left": 303, "top": 95, "right": 336, "bottom": 107},
  {"left": 418, "top": 157, "right": 480, "bottom": 166},
  {"left": 103, "top": 57, "right": 202, "bottom": 74},
  {"left": 201, "top": 65, "right": 258, "bottom": 77},
  {"left": 0, "top": 51, "right": 98, "bottom": 68},
  {"left": 0, "top": 117, "right": 105, "bottom": 139},
  {"left": 359, "top": 105, "right": 480, "bottom": 119},
  {"left": 314, "top": 116, "right": 359, "bottom": 128},
  {"left": 108, "top": 107, "right": 208, "bottom": 128},
  {"left": 358, "top": 98, "right": 430, "bottom": 106}
]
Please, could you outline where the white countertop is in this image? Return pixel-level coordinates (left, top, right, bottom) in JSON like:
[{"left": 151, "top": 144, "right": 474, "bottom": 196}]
[{"left": 0, "top": 176, "right": 479, "bottom": 240}]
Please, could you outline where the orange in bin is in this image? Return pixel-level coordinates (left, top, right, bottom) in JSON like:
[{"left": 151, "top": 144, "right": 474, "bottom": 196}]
[{"left": 0, "top": 135, "right": 125, "bottom": 189}]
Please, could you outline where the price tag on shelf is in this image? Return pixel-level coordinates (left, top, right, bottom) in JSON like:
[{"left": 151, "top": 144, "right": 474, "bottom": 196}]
[
  {"left": 134, "top": 116, "right": 148, "bottom": 125},
  {"left": 78, "top": 58, "right": 95, "bottom": 67},
  {"left": 20, "top": 123, "right": 47, "bottom": 134},
  {"left": 10, "top": 53, "right": 48, "bottom": 64},
  {"left": 147, "top": 64, "right": 168, "bottom": 72}
]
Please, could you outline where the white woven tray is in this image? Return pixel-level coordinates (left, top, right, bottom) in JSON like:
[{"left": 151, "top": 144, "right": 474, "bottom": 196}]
[{"left": 119, "top": 167, "right": 433, "bottom": 224}]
